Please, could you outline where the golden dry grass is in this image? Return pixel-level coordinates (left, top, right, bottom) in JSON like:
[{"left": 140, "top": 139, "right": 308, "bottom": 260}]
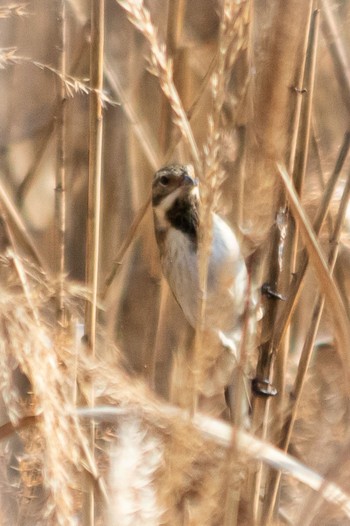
[{"left": 0, "top": 0, "right": 350, "bottom": 525}]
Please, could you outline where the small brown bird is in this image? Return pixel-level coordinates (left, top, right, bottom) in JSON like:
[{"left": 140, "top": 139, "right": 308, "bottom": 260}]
[{"left": 152, "top": 164, "right": 248, "bottom": 395}]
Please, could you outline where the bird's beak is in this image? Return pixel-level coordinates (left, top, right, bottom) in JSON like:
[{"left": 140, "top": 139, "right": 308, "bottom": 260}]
[{"left": 182, "top": 174, "right": 198, "bottom": 187}]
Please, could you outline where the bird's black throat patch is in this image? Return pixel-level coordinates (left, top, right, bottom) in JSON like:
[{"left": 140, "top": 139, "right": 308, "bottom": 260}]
[{"left": 166, "top": 195, "right": 199, "bottom": 247}]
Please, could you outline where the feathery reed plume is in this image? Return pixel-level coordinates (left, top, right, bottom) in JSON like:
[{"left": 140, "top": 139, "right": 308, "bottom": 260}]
[
  {"left": 115, "top": 0, "right": 200, "bottom": 169},
  {"left": 0, "top": 48, "right": 117, "bottom": 106},
  {"left": 107, "top": 418, "right": 163, "bottom": 525},
  {"left": 77, "top": 401, "right": 350, "bottom": 520},
  {"left": 0, "top": 277, "right": 79, "bottom": 524},
  {"left": 193, "top": 0, "right": 251, "bottom": 402}
]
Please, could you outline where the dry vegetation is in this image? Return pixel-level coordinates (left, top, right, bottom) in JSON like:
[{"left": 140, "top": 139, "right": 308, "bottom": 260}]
[{"left": 0, "top": 0, "right": 350, "bottom": 524}]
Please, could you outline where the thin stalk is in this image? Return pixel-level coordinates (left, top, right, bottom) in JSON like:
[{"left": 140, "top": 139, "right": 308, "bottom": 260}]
[
  {"left": 250, "top": 0, "right": 314, "bottom": 415},
  {"left": 151, "top": 0, "right": 192, "bottom": 402},
  {"left": 264, "top": 167, "right": 350, "bottom": 523},
  {"left": 55, "top": 0, "right": 67, "bottom": 325},
  {"left": 272, "top": 132, "right": 350, "bottom": 353},
  {"left": 116, "top": 0, "right": 201, "bottom": 171},
  {"left": 84, "top": 1, "right": 105, "bottom": 524},
  {"left": 277, "top": 163, "right": 350, "bottom": 383},
  {"left": 260, "top": 11, "right": 319, "bottom": 521},
  {"left": 249, "top": 131, "right": 350, "bottom": 524},
  {"left": 320, "top": 0, "right": 350, "bottom": 115},
  {"left": 17, "top": 121, "right": 55, "bottom": 203},
  {"left": 288, "top": 4, "right": 315, "bottom": 176},
  {"left": 0, "top": 178, "right": 46, "bottom": 269},
  {"left": 250, "top": 201, "right": 290, "bottom": 525},
  {"left": 293, "top": 9, "right": 320, "bottom": 196},
  {"left": 102, "top": 193, "right": 151, "bottom": 298},
  {"left": 104, "top": 58, "right": 161, "bottom": 170},
  {"left": 159, "top": 0, "right": 186, "bottom": 152},
  {"left": 17, "top": 22, "right": 90, "bottom": 204},
  {"left": 290, "top": 7, "right": 320, "bottom": 268},
  {"left": 311, "top": 125, "right": 334, "bottom": 235}
]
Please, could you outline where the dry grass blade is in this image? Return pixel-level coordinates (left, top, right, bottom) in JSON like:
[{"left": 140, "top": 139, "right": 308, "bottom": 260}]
[{"left": 276, "top": 163, "right": 350, "bottom": 385}]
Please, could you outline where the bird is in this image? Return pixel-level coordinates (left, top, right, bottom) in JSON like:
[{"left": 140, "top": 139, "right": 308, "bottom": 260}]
[{"left": 152, "top": 163, "right": 250, "bottom": 410}]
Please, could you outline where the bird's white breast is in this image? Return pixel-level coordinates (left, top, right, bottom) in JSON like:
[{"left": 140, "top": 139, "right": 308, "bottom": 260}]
[{"left": 160, "top": 213, "right": 248, "bottom": 334}]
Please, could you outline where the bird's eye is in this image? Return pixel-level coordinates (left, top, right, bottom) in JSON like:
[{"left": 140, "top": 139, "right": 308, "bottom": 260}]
[{"left": 159, "top": 175, "right": 169, "bottom": 186}]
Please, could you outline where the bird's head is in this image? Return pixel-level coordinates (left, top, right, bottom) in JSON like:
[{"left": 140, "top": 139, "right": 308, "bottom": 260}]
[{"left": 152, "top": 164, "right": 198, "bottom": 209}]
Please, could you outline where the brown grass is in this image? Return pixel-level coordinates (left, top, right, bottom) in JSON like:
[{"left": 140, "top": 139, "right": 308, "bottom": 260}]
[{"left": 0, "top": 0, "right": 350, "bottom": 524}]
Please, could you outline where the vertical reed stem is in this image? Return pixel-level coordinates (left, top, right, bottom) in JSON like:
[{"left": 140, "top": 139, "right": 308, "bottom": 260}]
[
  {"left": 84, "top": 1, "right": 105, "bottom": 524},
  {"left": 264, "top": 167, "right": 350, "bottom": 523},
  {"left": 55, "top": 0, "right": 67, "bottom": 326},
  {"left": 320, "top": 0, "right": 350, "bottom": 115}
]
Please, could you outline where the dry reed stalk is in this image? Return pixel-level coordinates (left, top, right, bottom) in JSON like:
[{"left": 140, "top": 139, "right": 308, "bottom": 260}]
[
  {"left": 84, "top": 1, "right": 105, "bottom": 524},
  {"left": 17, "top": 120, "right": 55, "bottom": 203},
  {"left": 272, "top": 132, "right": 350, "bottom": 360},
  {"left": 277, "top": 163, "right": 350, "bottom": 383},
  {"left": 158, "top": 0, "right": 186, "bottom": 152},
  {"left": 288, "top": 5, "right": 320, "bottom": 280},
  {"left": 320, "top": 0, "right": 350, "bottom": 116},
  {"left": 292, "top": 8, "right": 320, "bottom": 198},
  {"left": 250, "top": 103, "right": 347, "bottom": 526},
  {"left": 288, "top": 5, "right": 315, "bottom": 177},
  {"left": 55, "top": 0, "right": 67, "bottom": 326},
  {"left": 102, "top": 193, "right": 152, "bottom": 297},
  {"left": 0, "top": 178, "right": 46, "bottom": 269},
  {"left": 243, "top": 0, "right": 314, "bottom": 247},
  {"left": 253, "top": 10, "right": 319, "bottom": 522},
  {"left": 17, "top": 24, "right": 90, "bottom": 204},
  {"left": 104, "top": 58, "right": 161, "bottom": 170},
  {"left": 263, "top": 166, "right": 350, "bottom": 525}
]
